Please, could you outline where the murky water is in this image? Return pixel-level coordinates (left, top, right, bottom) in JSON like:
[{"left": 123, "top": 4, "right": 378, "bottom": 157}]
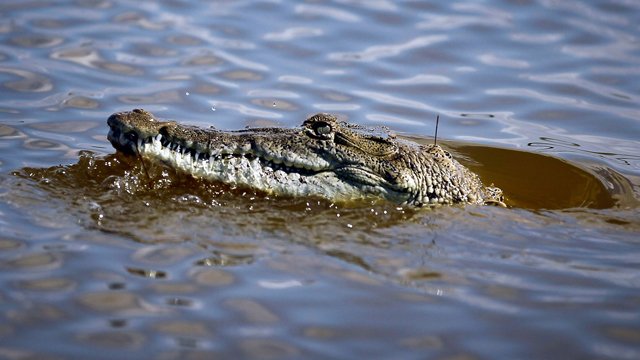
[{"left": 1, "top": 1, "right": 639, "bottom": 359}]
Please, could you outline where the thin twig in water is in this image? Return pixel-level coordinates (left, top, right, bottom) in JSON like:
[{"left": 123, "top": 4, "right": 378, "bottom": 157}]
[{"left": 434, "top": 114, "right": 440, "bottom": 146}]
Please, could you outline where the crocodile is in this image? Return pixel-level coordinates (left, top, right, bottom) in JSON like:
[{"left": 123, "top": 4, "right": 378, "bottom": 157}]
[{"left": 107, "top": 109, "right": 504, "bottom": 207}]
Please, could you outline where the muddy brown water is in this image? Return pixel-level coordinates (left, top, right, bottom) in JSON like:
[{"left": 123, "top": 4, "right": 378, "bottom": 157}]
[{"left": 1, "top": 1, "right": 640, "bottom": 359}]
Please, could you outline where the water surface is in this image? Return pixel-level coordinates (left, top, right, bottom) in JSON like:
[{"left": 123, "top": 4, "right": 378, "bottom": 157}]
[{"left": 1, "top": 1, "right": 639, "bottom": 359}]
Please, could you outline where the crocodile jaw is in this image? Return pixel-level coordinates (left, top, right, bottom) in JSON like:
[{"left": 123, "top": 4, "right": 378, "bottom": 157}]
[{"left": 113, "top": 130, "right": 397, "bottom": 202}]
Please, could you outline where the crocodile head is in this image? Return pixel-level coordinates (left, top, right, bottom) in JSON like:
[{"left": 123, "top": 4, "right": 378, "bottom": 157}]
[{"left": 107, "top": 109, "right": 503, "bottom": 206}]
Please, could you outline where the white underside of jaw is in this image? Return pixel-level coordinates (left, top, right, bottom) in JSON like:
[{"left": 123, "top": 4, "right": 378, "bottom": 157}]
[{"left": 136, "top": 134, "right": 390, "bottom": 201}]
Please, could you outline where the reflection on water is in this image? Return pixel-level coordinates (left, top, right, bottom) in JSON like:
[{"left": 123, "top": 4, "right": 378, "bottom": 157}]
[{"left": 1, "top": 0, "right": 640, "bottom": 359}]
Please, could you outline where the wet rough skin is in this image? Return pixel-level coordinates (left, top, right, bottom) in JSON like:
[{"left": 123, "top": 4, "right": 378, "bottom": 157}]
[{"left": 107, "top": 109, "right": 504, "bottom": 207}]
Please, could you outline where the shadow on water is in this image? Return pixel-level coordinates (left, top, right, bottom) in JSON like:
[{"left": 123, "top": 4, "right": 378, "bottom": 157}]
[{"left": 453, "top": 144, "right": 618, "bottom": 210}]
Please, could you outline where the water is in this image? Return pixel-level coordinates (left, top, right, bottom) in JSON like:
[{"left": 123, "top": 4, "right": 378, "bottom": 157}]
[{"left": 1, "top": 1, "right": 639, "bottom": 359}]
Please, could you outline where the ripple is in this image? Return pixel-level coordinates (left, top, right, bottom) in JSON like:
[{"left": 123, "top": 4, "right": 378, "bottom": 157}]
[
  {"left": 322, "top": 91, "right": 352, "bottom": 102},
  {"left": 195, "top": 250, "right": 255, "bottom": 267},
  {"left": 114, "top": 11, "right": 171, "bottom": 31},
  {"left": 277, "top": 75, "right": 312, "bottom": 84},
  {"left": 257, "top": 279, "right": 303, "bottom": 289},
  {"left": 247, "top": 89, "right": 299, "bottom": 99},
  {"left": 400, "top": 335, "right": 444, "bottom": 350},
  {"left": 353, "top": 90, "right": 437, "bottom": 112},
  {"left": 5, "top": 303, "right": 67, "bottom": 324},
  {"left": 510, "top": 32, "right": 564, "bottom": 44},
  {"left": 380, "top": 74, "right": 451, "bottom": 85},
  {"left": 486, "top": 88, "right": 640, "bottom": 120},
  {"left": 118, "top": 90, "right": 181, "bottom": 104},
  {"left": 9, "top": 34, "right": 64, "bottom": 48},
  {"left": 132, "top": 245, "right": 196, "bottom": 265},
  {"left": 0, "top": 238, "right": 23, "bottom": 251},
  {"left": 263, "top": 27, "right": 323, "bottom": 41},
  {"left": 522, "top": 72, "right": 639, "bottom": 103},
  {"left": 62, "top": 96, "right": 100, "bottom": 109},
  {"left": 365, "top": 113, "right": 425, "bottom": 127},
  {"left": 295, "top": 4, "right": 360, "bottom": 23},
  {"left": 18, "top": 277, "right": 75, "bottom": 292},
  {"left": 251, "top": 98, "right": 297, "bottom": 111},
  {"left": 312, "top": 103, "right": 360, "bottom": 111},
  {"left": 24, "top": 138, "right": 67, "bottom": 151},
  {"left": 4, "top": 252, "right": 62, "bottom": 270},
  {"left": 335, "top": 0, "right": 397, "bottom": 11},
  {"left": 540, "top": 0, "right": 630, "bottom": 26},
  {"left": 182, "top": 54, "right": 224, "bottom": 66},
  {"left": 225, "top": 298, "right": 280, "bottom": 324},
  {"left": 191, "top": 268, "right": 235, "bottom": 287},
  {"left": 479, "top": 53, "right": 530, "bottom": 69},
  {"left": 208, "top": 100, "right": 282, "bottom": 119},
  {"left": 94, "top": 60, "right": 143, "bottom": 75},
  {"left": 50, "top": 47, "right": 144, "bottom": 75},
  {"left": 0, "top": 67, "right": 53, "bottom": 93},
  {"left": 328, "top": 35, "right": 447, "bottom": 62},
  {"left": 151, "top": 282, "right": 197, "bottom": 294},
  {"left": 221, "top": 70, "right": 263, "bottom": 81},
  {"left": 29, "top": 121, "right": 102, "bottom": 134},
  {"left": 50, "top": 47, "right": 97, "bottom": 67},
  {"left": 76, "top": 331, "right": 146, "bottom": 349},
  {"left": 76, "top": 291, "right": 142, "bottom": 313},
  {"left": 240, "top": 339, "right": 300, "bottom": 359},
  {"left": 133, "top": 43, "right": 178, "bottom": 57},
  {"left": 417, "top": 7, "right": 511, "bottom": 30},
  {"left": 154, "top": 320, "right": 211, "bottom": 336},
  {"left": 0, "top": 124, "right": 24, "bottom": 139},
  {"left": 165, "top": 34, "right": 204, "bottom": 46},
  {"left": 126, "top": 267, "right": 167, "bottom": 279},
  {"left": 31, "top": 18, "right": 82, "bottom": 30},
  {"left": 76, "top": 0, "right": 113, "bottom": 9}
]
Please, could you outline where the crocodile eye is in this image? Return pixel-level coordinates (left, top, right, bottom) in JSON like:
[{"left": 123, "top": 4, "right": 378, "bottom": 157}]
[
  {"left": 315, "top": 123, "right": 332, "bottom": 135},
  {"left": 311, "top": 121, "right": 333, "bottom": 139}
]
